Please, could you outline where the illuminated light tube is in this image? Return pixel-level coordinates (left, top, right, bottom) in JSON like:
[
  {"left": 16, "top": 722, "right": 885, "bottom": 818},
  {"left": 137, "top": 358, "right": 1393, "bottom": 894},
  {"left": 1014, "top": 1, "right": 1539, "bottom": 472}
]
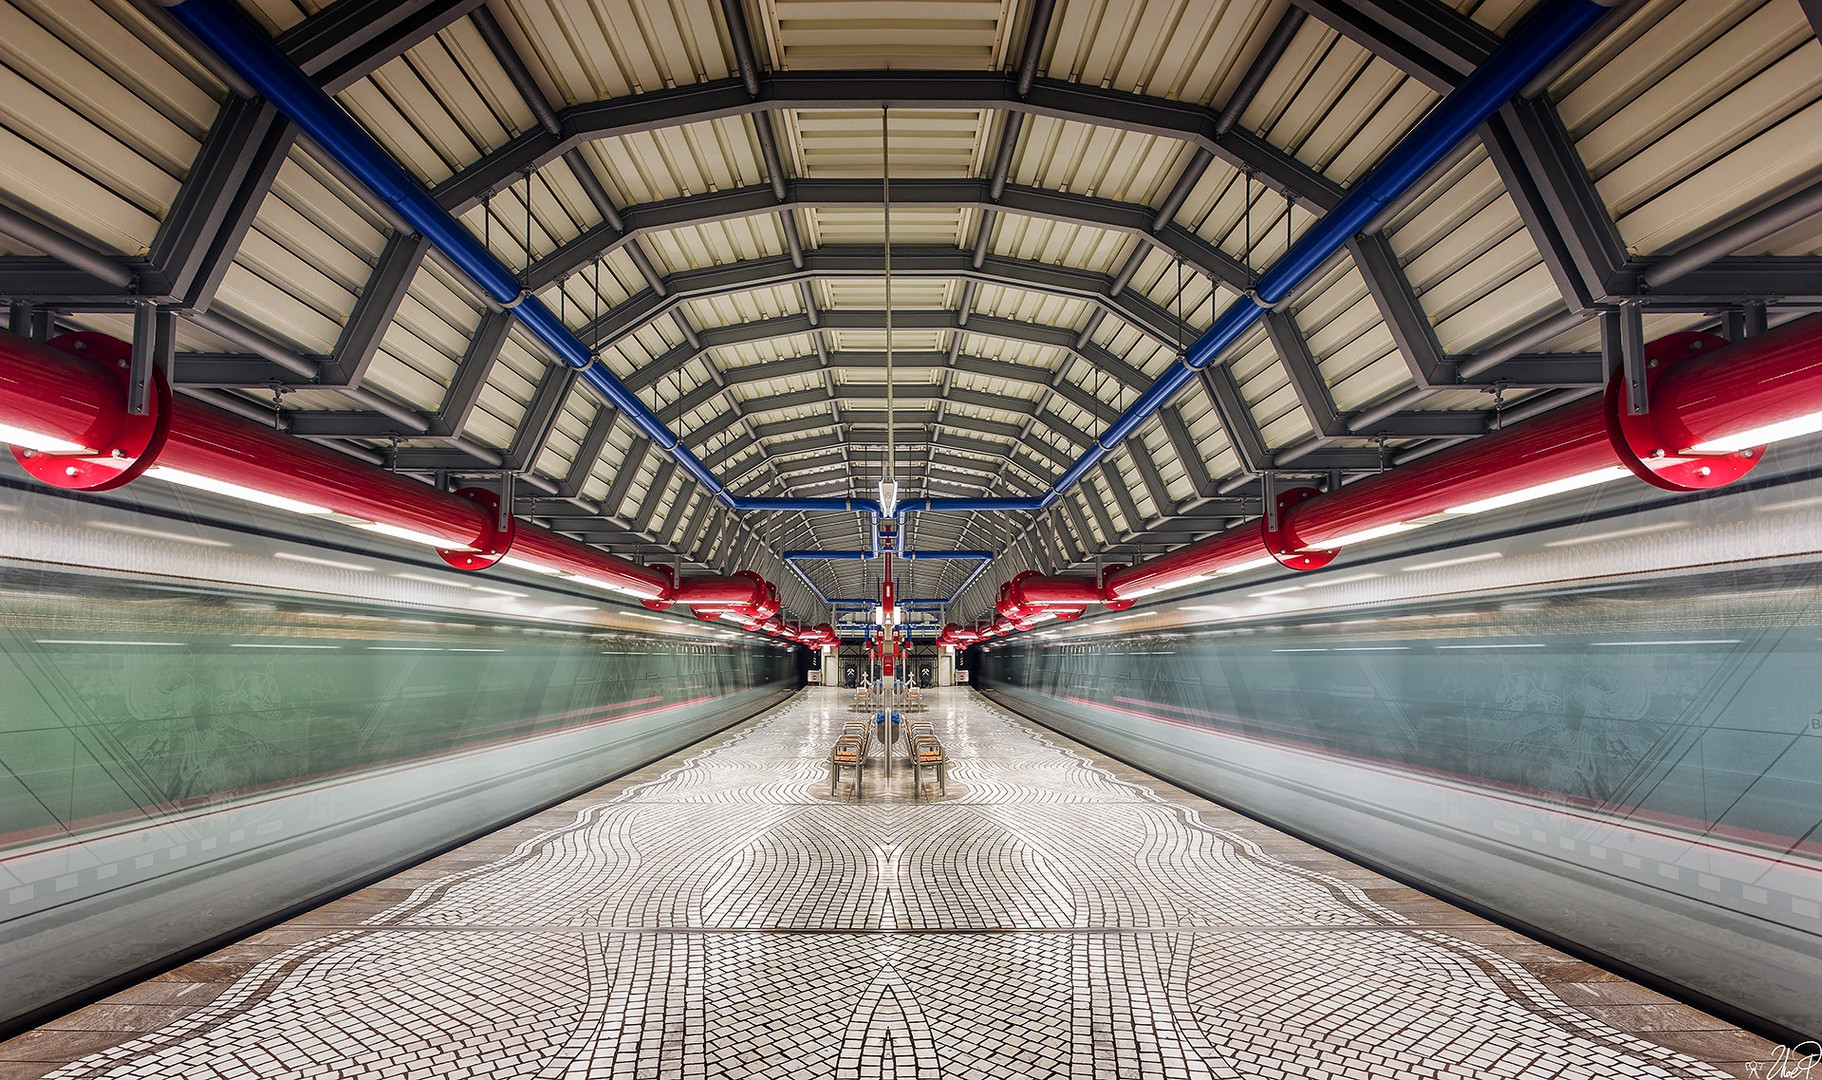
[
  {"left": 1301, "top": 521, "right": 1429, "bottom": 550},
  {"left": 1095, "top": 314, "right": 1822, "bottom": 613},
  {"left": 350, "top": 520, "right": 474, "bottom": 550},
  {"left": 499, "top": 555, "right": 565, "bottom": 575},
  {"left": 0, "top": 422, "right": 88, "bottom": 454},
  {"left": 1442, "top": 467, "right": 1631, "bottom": 516},
  {"left": 147, "top": 465, "right": 332, "bottom": 515},
  {"left": 0, "top": 329, "right": 719, "bottom": 608},
  {"left": 1686, "top": 409, "right": 1822, "bottom": 453}
]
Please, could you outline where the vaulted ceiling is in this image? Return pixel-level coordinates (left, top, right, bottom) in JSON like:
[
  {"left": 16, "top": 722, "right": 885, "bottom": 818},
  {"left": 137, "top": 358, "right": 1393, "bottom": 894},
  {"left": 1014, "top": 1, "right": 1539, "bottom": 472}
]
[{"left": 1, "top": 0, "right": 1819, "bottom": 621}]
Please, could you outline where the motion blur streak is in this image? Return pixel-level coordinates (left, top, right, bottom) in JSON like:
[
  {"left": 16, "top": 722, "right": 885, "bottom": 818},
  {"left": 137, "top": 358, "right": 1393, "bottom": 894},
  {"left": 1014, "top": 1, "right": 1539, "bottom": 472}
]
[
  {"left": 975, "top": 470, "right": 1822, "bottom": 1040},
  {"left": 0, "top": 484, "right": 797, "bottom": 1032}
]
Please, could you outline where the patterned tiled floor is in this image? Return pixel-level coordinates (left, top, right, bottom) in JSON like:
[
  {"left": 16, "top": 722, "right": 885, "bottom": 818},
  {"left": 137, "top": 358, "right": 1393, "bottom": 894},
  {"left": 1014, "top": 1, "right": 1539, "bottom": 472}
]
[{"left": 0, "top": 688, "right": 1788, "bottom": 1079}]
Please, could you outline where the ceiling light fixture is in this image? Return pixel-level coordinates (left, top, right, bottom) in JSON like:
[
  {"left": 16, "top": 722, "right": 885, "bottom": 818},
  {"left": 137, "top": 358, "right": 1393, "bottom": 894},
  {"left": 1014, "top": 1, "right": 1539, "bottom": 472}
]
[{"left": 147, "top": 466, "right": 332, "bottom": 515}]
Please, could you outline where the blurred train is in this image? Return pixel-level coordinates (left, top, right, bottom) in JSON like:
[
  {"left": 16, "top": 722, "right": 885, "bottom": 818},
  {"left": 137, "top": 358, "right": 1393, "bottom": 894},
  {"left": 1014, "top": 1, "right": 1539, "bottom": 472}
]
[
  {"left": 0, "top": 468, "right": 800, "bottom": 1032},
  {"left": 975, "top": 441, "right": 1822, "bottom": 1042}
]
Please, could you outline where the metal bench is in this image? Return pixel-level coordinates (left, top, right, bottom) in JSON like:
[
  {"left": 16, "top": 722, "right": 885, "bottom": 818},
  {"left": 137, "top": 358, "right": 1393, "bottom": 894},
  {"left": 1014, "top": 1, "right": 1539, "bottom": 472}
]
[
  {"left": 829, "top": 734, "right": 866, "bottom": 797},
  {"left": 910, "top": 734, "right": 947, "bottom": 798}
]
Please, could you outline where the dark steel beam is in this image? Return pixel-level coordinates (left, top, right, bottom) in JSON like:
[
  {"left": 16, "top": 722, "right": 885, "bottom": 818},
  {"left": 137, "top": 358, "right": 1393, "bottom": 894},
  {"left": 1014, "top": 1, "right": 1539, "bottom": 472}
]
[
  {"left": 433, "top": 310, "right": 512, "bottom": 436},
  {"left": 505, "top": 365, "right": 576, "bottom": 471},
  {"left": 432, "top": 73, "right": 1344, "bottom": 218},
  {"left": 1481, "top": 97, "right": 1629, "bottom": 307},
  {"left": 559, "top": 413, "right": 616, "bottom": 497},
  {"left": 1263, "top": 308, "right": 1343, "bottom": 435},
  {"left": 1198, "top": 364, "right": 1270, "bottom": 474},
  {"left": 1289, "top": 0, "right": 1494, "bottom": 92},
  {"left": 277, "top": 0, "right": 487, "bottom": 92},
  {"left": 1159, "top": 405, "right": 1215, "bottom": 497},
  {"left": 1348, "top": 232, "right": 1452, "bottom": 386},
  {"left": 321, "top": 232, "right": 431, "bottom": 387}
]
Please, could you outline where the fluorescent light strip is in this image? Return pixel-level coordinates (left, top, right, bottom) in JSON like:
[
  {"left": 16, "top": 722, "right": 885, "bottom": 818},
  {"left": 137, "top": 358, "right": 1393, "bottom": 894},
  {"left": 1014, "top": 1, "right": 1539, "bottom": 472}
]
[
  {"left": 351, "top": 521, "right": 467, "bottom": 549},
  {"left": 1303, "top": 572, "right": 1381, "bottom": 588},
  {"left": 367, "top": 646, "right": 443, "bottom": 652},
  {"left": 1216, "top": 557, "right": 1278, "bottom": 576},
  {"left": 1591, "top": 640, "right": 1741, "bottom": 647},
  {"left": 1273, "top": 647, "right": 1328, "bottom": 653},
  {"left": 1306, "top": 522, "right": 1427, "bottom": 549},
  {"left": 88, "top": 520, "right": 234, "bottom": 547},
  {"left": 471, "top": 586, "right": 527, "bottom": 598},
  {"left": 0, "top": 422, "right": 88, "bottom": 453},
  {"left": 273, "top": 551, "right": 375, "bottom": 572},
  {"left": 447, "top": 647, "right": 504, "bottom": 653},
  {"left": 395, "top": 572, "right": 470, "bottom": 588},
  {"left": 229, "top": 643, "right": 339, "bottom": 649},
  {"left": 1445, "top": 467, "right": 1630, "bottom": 516},
  {"left": 1688, "top": 409, "right": 1822, "bottom": 452},
  {"left": 146, "top": 467, "right": 331, "bottom": 515},
  {"left": 1754, "top": 494, "right": 1822, "bottom": 514},
  {"left": 1402, "top": 552, "right": 1502, "bottom": 572},
  {"left": 1247, "top": 585, "right": 1303, "bottom": 598},
  {"left": 500, "top": 555, "right": 564, "bottom": 575},
  {"left": 1543, "top": 522, "right": 1686, "bottom": 548},
  {"left": 1334, "top": 646, "right": 1410, "bottom": 652},
  {"left": 36, "top": 639, "right": 183, "bottom": 647},
  {"left": 1435, "top": 643, "right": 1547, "bottom": 650}
]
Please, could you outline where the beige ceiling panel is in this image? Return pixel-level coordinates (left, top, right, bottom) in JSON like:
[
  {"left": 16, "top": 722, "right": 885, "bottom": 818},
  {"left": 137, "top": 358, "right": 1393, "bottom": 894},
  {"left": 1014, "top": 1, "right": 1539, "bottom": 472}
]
[
  {"left": 966, "top": 333, "right": 1066, "bottom": 373},
  {"left": 1063, "top": 363, "right": 1136, "bottom": 417},
  {"left": 763, "top": 0, "right": 1007, "bottom": 71},
  {"left": 786, "top": 108, "right": 986, "bottom": 179},
  {"left": 822, "top": 277, "right": 950, "bottom": 309},
  {"left": 211, "top": 263, "right": 346, "bottom": 355},
  {"left": 493, "top": 0, "right": 734, "bottom": 108},
  {"left": 1433, "top": 261, "right": 1562, "bottom": 355},
  {"left": 986, "top": 216, "right": 1135, "bottom": 277},
  {"left": 0, "top": 4, "right": 208, "bottom": 179},
  {"left": 712, "top": 331, "right": 818, "bottom": 368},
  {"left": 0, "top": 59, "right": 184, "bottom": 241},
  {"left": 1236, "top": 16, "right": 1354, "bottom": 144},
  {"left": 973, "top": 283, "right": 1093, "bottom": 333},
  {"left": 581, "top": 116, "right": 768, "bottom": 205},
  {"left": 808, "top": 207, "right": 963, "bottom": 246},
  {"left": 1046, "top": 0, "right": 1274, "bottom": 107},
  {"left": 1560, "top": 0, "right": 1796, "bottom": 157},
  {"left": 1613, "top": 93, "right": 1822, "bottom": 256},
  {"left": 1463, "top": 0, "right": 1548, "bottom": 35},
  {"left": 1223, "top": 326, "right": 1276, "bottom": 387},
  {"left": 682, "top": 282, "right": 801, "bottom": 328},
  {"left": 0, "top": 125, "right": 160, "bottom": 255},
  {"left": 641, "top": 216, "right": 786, "bottom": 275},
  {"left": 1329, "top": 349, "right": 1413, "bottom": 415},
  {"left": 1011, "top": 116, "right": 1174, "bottom": 203}
]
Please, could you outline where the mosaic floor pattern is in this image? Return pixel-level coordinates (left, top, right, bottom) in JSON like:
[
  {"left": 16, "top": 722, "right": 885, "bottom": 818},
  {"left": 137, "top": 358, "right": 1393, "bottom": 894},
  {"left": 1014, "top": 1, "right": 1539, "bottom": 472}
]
[{"left": 1, "top": 688, "right": 1785, "bottom": 1078}]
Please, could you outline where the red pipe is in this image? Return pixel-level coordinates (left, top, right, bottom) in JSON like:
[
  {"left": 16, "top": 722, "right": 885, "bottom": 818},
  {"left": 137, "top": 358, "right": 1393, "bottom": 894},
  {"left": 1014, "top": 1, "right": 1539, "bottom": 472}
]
[
  {"left": 1094, "top": 316, "right": 1822, "bottom": 604},
  {"left": 0, "top": 330, "right": 788, "bottom": 610}
]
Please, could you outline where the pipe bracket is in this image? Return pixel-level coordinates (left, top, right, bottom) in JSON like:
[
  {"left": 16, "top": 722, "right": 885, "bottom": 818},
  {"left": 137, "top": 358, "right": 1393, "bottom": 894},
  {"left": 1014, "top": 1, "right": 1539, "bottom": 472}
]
[
  {"left": 13, "top": 332, "right": 170, "bottom": 492},
  {"left": 1604, "top": 331, "right": 1763, "bottom": 492},
  {"left": 438, "top": 486, "right": 517, "bottom": 570},
  {"left": 1261, "top": 485, "right": 1337, "bottom": 571}
]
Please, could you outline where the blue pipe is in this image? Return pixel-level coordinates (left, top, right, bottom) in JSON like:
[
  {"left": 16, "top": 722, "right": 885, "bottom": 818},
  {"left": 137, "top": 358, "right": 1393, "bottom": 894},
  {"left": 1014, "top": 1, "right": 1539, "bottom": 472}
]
[
  {"left": 169, "top": 0, "right": 1607, "bottom": 525},
  {"left": 880, "top": 0, "right": 1611, "bottom": 519},
  {"left": 900, "top": 550, "right": 995, "bottom": 560},
  {"left": 166, "top": 0, "right": 740, "bottom": 508},
  {"left": 784, "top": 550, "right": 873, "bottom": 560},
  {"left": 784, "top": 550, "right": 992, "bottom": 561}
]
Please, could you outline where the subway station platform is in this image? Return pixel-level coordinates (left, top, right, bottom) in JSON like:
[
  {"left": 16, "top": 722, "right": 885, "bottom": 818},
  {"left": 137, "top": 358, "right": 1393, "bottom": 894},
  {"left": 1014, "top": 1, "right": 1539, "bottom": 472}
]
[{"left": 0, "top": 688, "right": 1778, "bottom": 1080}]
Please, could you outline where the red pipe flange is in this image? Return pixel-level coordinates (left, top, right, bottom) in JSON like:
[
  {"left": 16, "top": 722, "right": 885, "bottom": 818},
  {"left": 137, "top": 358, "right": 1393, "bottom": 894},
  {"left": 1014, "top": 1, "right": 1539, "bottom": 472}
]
[
  {"left": 1605, "top": 331, "right": 1764, "bottom": 492},
  {"left": 12, "top": 332, "right": 170, "bottom": 492},
  {"left": 1261, "top": 485, "right": 1338, "bottom": 571},
  {"left": 438, "top": 486, "right": 516, "bottom": 570}
]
